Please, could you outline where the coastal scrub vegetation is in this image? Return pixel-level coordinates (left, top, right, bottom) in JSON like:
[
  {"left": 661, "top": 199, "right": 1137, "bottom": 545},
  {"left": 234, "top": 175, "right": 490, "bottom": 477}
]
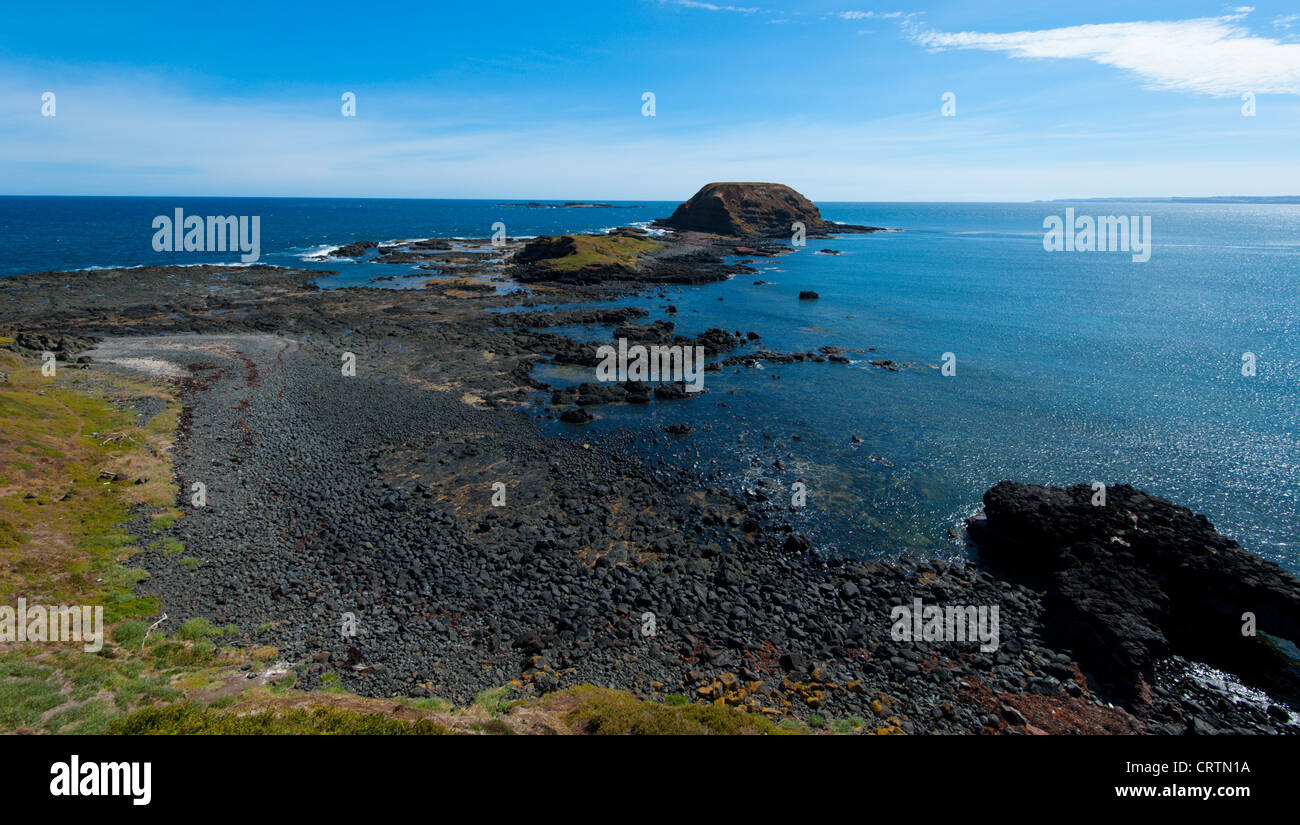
[
  {"left": 547, "top": 685, "right": 792, "bottom": 735},
  {"left": 0, "top": 350, "right": 175, "bottom": 619},
  {"left": 108, "top": 702, "right": 456, "bottom": 735}
]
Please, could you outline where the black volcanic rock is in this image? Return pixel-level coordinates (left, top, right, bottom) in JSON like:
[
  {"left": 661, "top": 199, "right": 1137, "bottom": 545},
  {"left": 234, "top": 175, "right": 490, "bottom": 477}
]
[
  {"left": 688, "top": 327, "right": 743, "bottom": 356},
  {"left": 330, "top": 241, "right": 378, "bottom": 258},
  {"left": 558, "top": 407, "right": 594, "bottom": 424},
  {"left": 653, "top": 182, "right": 882, "bottom": 237},
  {"left": 971, "top": 481, "right": 1300, "bottom": 708},
  {"left": 614, "top": 319, "right": 675, "bottom": 344},
  {"left": 513, "top": 235, "right": 579, "bottom": 266}
]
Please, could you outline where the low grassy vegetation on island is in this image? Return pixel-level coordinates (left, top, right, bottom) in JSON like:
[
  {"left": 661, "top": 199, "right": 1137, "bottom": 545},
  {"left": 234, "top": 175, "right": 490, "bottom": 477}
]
[{"left": 514, "top": 231, "right": 665, "bottom": 277}]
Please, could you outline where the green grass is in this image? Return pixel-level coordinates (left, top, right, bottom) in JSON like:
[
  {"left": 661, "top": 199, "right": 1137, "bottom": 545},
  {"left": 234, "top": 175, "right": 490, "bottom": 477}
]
[
  {"left": 0, "top": 659, "right": 53, "bottom": 679},
  {"left": 0, "top": 517, "right": 27, "bottom": 550},
  {"left": 111, "top": 619, "right": 149, "bottom": 647},
  {"left": 468, "top": 718, "right": 514, "bottom": 735},
  {"left": 268, "top": 672, "right": 297, "bottom": 694},
  {"left": 556, "top": 686, "right": 793, "bottom": 735},
  {"left": 46, "top": 698, "right": 115, "bottom": 734},
  {"left": 108, "top": 702, "right": 456, "bottom": 735},
  {"left": 142, "top": 639, "right": 222, "bottom": 668},
  {"left": 177, "top": 618, "right": 220, "bottom": 641},
  {"left": 151, "top": 537, "right": 185, "bottom": 556},
  {"left": 149, "top": 511, "right": 180, "bottom": 532},
  {"left": 0, "top": 671, "right": 65, "bottom": 729},
  {"left": 0, "top": 352, "right": 176, "bottom": 619},
  {"left": 473, "top": 684, "right": 513, "bottom": 716},
  {"left": 518, "top": 233, "right": 664, "bottom": 275},
  {"left": 0, "top": 630, "right": 256, "bottom": 734},
  {"left": 829, "top": 716, "right": 869, "bottom": 734}
]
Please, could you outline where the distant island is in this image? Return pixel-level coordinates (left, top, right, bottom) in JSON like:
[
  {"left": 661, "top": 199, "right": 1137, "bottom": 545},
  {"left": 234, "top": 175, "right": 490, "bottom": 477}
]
[
  {"left": 499, "top": 201, "right": 638, "bottom": 208},
  {"left": 1047, "top": 195, "right": 1300, "bottom": 204},
  {"left": 510, "top": 182, "right": 889, "bottom": 285}
]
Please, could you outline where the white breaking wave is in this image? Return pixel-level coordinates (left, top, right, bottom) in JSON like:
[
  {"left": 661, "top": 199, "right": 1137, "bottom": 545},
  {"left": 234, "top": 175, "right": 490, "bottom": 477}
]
[
  {"left": 70, "top": 261, "right": 263, "bottom": 273},
  {"left": 298, "top": 244, "right": 341, "bottom": 260}
]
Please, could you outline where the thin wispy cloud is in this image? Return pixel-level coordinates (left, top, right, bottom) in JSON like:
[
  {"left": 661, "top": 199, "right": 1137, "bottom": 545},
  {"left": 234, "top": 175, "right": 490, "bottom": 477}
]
[
  {"left": 909, "top": 11, "right": 1300, "bottom": 96},
  {"left": 663, "top": 1, "right": 761, "bottom": 13},
  {"left": 660, "top": 4, "right": 916, "bottom": 24},
  {"left": 834, "top": 11, "right": 904, "bottom": 20}
]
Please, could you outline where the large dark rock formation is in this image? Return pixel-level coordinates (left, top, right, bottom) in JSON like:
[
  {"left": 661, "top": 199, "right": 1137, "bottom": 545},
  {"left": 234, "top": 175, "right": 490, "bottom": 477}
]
[
  {"left": 653, "top": 182, "right": 881, "bottom": 237},
  {"left": 970, "top": 482, "right": 1300, "bottom": 708}
]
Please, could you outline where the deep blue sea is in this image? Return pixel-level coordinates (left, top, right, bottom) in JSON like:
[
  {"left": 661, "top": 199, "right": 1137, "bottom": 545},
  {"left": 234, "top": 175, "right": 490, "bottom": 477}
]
[{"left": 2, "top": 196, "right": 1296, "bottom": 571}]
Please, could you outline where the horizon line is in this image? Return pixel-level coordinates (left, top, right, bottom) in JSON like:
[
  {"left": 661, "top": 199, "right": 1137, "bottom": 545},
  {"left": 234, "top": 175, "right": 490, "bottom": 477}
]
[{"left": 2, "top": 193, "right": 1299, "bottom": 204}]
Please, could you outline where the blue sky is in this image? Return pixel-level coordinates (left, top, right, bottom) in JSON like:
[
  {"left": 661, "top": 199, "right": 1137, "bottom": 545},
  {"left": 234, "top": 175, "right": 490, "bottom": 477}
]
[{"left": 2, "top": 0, "right": 1298, "bottom": 200}]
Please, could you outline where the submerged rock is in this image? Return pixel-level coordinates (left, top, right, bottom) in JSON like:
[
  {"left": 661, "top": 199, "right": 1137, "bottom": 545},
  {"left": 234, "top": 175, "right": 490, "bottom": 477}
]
[{"left": 614, "top": 319, "right": 675, "bottom": 344}]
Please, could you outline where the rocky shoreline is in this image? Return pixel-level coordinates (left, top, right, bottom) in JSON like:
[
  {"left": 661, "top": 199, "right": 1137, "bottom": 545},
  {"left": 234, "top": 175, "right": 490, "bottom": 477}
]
[{"left": 2, "top": 195, "right": 1297, "bottom": 734}]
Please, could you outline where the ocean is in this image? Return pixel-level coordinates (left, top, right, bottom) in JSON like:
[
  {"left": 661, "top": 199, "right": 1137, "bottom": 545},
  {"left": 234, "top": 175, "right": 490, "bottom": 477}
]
[{"left": 3, "top": 196, "right": 1297, "bottom": 571}]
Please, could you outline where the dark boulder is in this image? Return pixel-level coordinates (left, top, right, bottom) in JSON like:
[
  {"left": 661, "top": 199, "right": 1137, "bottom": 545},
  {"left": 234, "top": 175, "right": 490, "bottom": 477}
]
[
  {"left": 334, "top": 240, "right": 379, "bottom": 257},
  {"left": 970, "top": 482, "right": 1300, "bottom": 708},
  {"left": 653, "top": 382, "right": 702, "bottom": 401},
  {"left": 690, "top": 327, "right": 742, "bottom": 356},
  {"left": 783, "top": 533, "right": 813, "bottom": 555},
  {"left": 614, "top": 319, "right": 675, "bottom": 344},
  {"left": 558, "top": 407, "right": 593, "bottom": 424}
]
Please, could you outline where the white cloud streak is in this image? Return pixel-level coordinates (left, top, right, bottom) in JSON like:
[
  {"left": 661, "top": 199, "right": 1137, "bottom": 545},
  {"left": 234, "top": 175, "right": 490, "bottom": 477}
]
[
  {"left": 835, "top": 11, "right": 903, "bottom": 20},
  {"left": 910, "top": 12, "right": 1300, "bottom": 96},
  {"left": 663, "top": 1, "right": 760, "bottom": 13}
]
